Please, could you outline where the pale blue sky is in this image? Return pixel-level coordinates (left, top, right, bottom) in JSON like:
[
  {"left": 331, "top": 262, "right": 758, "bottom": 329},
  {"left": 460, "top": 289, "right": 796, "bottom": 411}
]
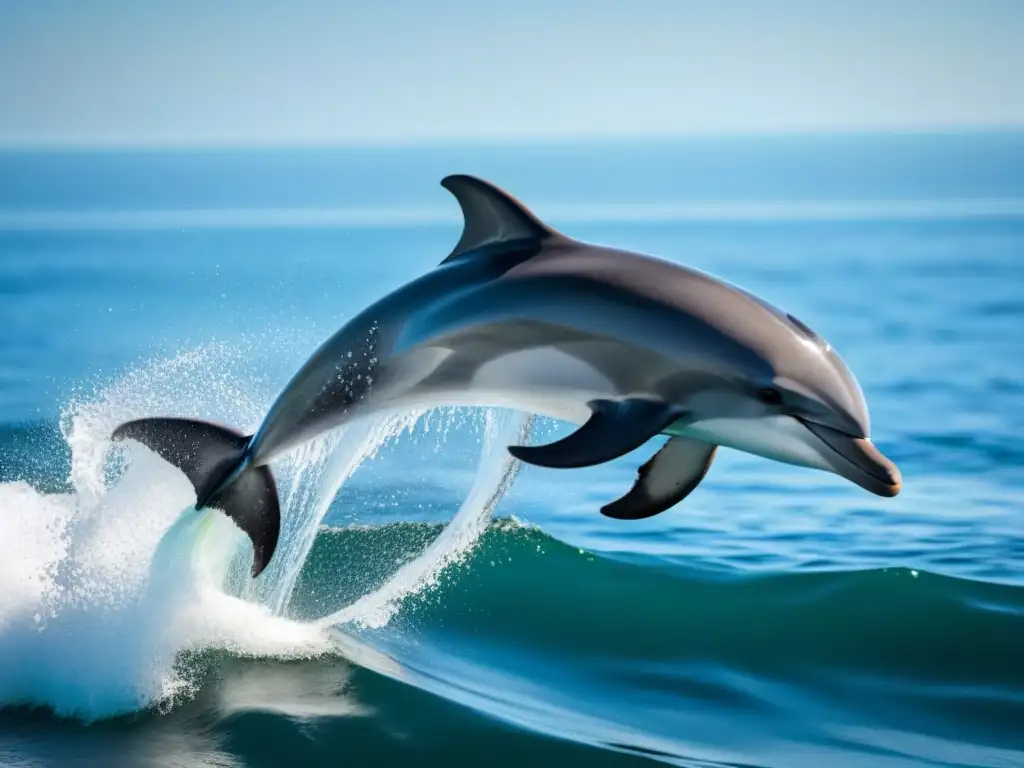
[{"left": 1, "top": 0, "right": 1022, "bottom": 146}]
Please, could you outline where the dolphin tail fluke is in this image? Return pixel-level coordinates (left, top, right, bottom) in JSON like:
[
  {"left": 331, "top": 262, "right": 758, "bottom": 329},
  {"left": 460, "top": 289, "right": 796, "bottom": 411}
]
[{"left": 111, "top": 417, "right": 280, "bottom": 577}]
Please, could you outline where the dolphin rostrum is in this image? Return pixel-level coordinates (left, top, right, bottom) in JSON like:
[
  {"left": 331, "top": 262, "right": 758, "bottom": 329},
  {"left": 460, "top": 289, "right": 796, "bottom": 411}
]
[{"left": 112, "top": 174, "right": 902, "bottom": 576}]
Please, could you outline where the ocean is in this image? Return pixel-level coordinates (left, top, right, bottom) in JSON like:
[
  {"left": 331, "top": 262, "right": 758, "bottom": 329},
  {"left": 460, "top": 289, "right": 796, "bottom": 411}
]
[{"left": 0, "top": 133, "right": 1022, "bottom": 767}]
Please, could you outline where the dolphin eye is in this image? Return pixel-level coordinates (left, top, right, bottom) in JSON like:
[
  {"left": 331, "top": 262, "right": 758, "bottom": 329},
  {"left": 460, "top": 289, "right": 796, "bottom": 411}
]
[{"left": 758, "top": 387, "right": 783, "bottom": 406}]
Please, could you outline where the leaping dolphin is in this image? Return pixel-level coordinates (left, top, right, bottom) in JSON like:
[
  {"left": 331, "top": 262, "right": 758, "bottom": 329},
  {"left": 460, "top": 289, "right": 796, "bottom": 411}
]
[{"left": 112, "top": 174, "right": 902, "bottom": 577}]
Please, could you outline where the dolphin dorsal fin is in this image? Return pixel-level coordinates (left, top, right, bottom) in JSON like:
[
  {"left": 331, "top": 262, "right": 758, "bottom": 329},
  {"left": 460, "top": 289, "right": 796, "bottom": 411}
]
[{"left": 440, "top": 174, "right": 557, "bottom": 264}]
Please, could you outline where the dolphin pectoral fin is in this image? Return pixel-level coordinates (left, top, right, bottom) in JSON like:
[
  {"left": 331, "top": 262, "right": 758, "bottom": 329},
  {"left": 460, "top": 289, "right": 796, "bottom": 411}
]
[
  {"left": 601, "top": 436, "right": 717, "bottom": 520},
  {"left": 439, "top": 174, "right": 558, "bottom": 264},
  {"left": 507, "top": 399, "right": 681, "bottom": 469}
]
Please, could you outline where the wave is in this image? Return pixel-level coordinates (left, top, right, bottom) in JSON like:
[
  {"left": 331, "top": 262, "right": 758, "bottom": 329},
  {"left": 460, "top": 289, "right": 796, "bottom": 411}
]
[
  {"left": 289, "top": 520, "right": 1024, "bottom": 766},
  {"left": 297, "top": 520, "right": 1024, "bottom": 680}
]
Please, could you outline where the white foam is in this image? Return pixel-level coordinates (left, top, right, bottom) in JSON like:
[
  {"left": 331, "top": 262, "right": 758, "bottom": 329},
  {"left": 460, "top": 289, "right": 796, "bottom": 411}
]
[
  {"left": 0, "top": 442, "right": 330, "bottom": 722},
  {"left": 0, "top": 344, "right": 529, "bottom": 721}
]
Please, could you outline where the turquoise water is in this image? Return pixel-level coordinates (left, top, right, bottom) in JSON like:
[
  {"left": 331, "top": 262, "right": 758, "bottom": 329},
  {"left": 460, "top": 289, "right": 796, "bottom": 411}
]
[{"left": 0, "top": 134, "right": 1022, "bottom": 767}]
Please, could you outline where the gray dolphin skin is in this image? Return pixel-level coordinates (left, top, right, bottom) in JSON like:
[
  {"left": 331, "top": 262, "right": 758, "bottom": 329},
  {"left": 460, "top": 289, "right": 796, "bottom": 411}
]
[{"left": 112, "top": 174, "right": 902, "bottom": 576}]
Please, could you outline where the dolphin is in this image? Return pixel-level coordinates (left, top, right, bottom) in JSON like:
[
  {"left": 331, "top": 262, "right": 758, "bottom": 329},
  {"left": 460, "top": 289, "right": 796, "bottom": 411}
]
[{"left": 111, "top": 174, "right": 902, "bottom": 577}]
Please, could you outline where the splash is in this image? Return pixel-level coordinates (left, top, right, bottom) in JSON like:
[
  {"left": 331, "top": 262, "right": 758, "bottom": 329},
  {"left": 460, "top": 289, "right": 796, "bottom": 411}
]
[
  {"left": 250, "top": 409, "right": 427, "bottom": 615},
  {"left": 0, "top": 448, "right": 330, "bottom": 722},
  {"left": 0, "top": 344, "right": 530, "bottom": 720},
  {"left": 320, "top": 409, "right": 534, "bottom": 629}
]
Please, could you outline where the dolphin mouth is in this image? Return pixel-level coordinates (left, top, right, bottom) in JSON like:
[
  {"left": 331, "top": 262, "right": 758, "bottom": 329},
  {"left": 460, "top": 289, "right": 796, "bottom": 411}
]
[{"left": 799, "top": 419, "right": 902, "bottom": 497}]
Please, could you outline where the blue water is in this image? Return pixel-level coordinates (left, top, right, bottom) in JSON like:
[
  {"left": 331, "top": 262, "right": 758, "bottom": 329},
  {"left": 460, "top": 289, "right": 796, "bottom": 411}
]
[{"left": 0, "top": 134, "right": 1022, "bottom": 767}]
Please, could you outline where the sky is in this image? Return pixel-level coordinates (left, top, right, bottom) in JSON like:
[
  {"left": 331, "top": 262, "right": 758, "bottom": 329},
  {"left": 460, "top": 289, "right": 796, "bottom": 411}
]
[{"left": 0, "top": 0, "right": 1022, "bottom": 147}]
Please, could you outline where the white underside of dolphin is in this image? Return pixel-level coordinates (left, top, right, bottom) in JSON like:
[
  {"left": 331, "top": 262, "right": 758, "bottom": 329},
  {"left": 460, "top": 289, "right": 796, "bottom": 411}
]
[{"left": 111, "top": 174, "right": 902, "bottom": 577}]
